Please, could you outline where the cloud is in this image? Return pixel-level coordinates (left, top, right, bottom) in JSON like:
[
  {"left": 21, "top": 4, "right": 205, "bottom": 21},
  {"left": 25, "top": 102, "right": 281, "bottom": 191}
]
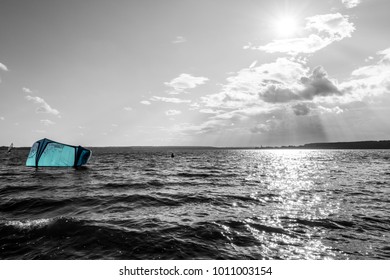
[
  {"left": 339, "top": 47, "right": 390, "bottom": 101},
  {"left": 40, "top": 119, "right": 55, "bottom": 126},
  {"left": 25, "top": 95, "right": 60, "bottom": 116},
  {"left": 22, "top": 87, "right": 33, "bottom": 93},
  {"left": 169, "top": 120, "right": 231, "bottom": 135},
  {"left": 199, "top": 108, "right": 224, "bottom": 114},
  {"left": 299, "top": 66, "right": 341, "bottom": 99},
  {"left": 258, "top": 64, "right": 341, "bottom": 103},
  {"left": 250, "top": 123, "right": 272, "bottom": 134},
  {"left": 260, "top": 85, "right": 298, "bottom": 103},
  {"left": 123, "top": 107, "right": 133, "bottom": 111},
  {"left": 196, "top": 55, "right": 349, "bottom": 138},
  {"left": 365, "top": 56, "right": 374, "bottom": 62},
  {"left": 259, "top": 65, "right": 341, "bottom": 104},
  {"left": 317, "top": 105, "right": 343, "bottom": 114},
  {"left": 172, "top": 105, "right": 286, "bottom": 139},
  {"left": 0, "top": 62, "right": 8, "bottom": 82},
  {"left": 292, "top": 103, "right": 311, "bottom": 116},
  {"left": 150, "top": 96, "right": 191, "bottom": 103},
  {"left": 182, "top": 105, "right": 283, "bottom": 137},
  {"left": 306, "top": 13, "right": 355, "bottom": 39},
  {"left": 0, "top": 63, "right": 8, "bottom": 71},
  {"left": 172, "top": 36, "right": 186, "bottom": 44},
  {"left": 249, "top": 61, "right": 257, "bottom": 68},
  {"left": 252, "top": 13, "right": 355, "bottom": 55},
  {"left": 342, "top": 0, "right": 361, "bottom": 9},
  {"left": 202, "top": 58, "right": 341, "bottom": 111},
  {"left": 0, "top": 116, "right": 5, "bottom": 121},
  {"left": 180, "top": 46, "right": 390, "bottom": 144},
  {"left": 202, "top": 58, "right": 307, "bottom": 108},
  {"left": 350, "top": 48, "right": 390, "bottom": 77},
  {"left": 165, "top": 109, "right": 182, "bottom": 116},
  {"left": 165, "top": 73, "right": 209, "bottom": 94},
  {"left": 255, "top": 34, "right": 327, "bottom": 55},
  {"left": 140, "top": 100, "right": 151, "bottom": 105}
]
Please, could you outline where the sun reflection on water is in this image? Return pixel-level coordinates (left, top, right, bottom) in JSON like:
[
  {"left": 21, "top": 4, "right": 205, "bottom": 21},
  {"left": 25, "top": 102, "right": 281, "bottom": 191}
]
[{"left": 233, "top": 150, "right": 344, "bottom": 259}]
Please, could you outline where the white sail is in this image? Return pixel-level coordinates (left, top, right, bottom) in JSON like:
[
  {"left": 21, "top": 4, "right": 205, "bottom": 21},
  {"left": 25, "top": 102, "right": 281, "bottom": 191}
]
[{"left": 7, "top": 143, "right": 13, "bottom": 153}]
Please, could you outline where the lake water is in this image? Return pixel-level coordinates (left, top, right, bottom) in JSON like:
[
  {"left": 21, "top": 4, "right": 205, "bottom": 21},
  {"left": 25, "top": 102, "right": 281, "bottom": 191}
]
[{"left": 1, "top": 148, "right": 389, "bottom": 259}]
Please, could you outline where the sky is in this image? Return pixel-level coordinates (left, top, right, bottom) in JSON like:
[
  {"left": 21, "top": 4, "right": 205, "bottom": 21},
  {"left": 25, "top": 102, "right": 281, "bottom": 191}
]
[{"left": 1, "top": 0, "right": 390, "bottom": 147}]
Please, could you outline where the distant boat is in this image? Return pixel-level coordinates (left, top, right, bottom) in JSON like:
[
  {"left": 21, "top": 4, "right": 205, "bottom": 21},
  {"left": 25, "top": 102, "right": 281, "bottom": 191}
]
[
  {"left": 26, "top": 138, "right": 92, "bottom": 167},
  {"left": 6, "top": 143, "right": 13, "bottom": 153}
]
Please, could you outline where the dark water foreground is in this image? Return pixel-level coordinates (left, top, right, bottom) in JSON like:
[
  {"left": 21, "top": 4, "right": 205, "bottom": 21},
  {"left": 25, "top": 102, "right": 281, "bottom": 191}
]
[{"left": 1, "top": 148, "right": 389, "bottom": 259}]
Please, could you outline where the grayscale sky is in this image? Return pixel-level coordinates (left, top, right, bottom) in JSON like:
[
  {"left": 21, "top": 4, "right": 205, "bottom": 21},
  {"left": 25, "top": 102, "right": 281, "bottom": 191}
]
[{"left": 1, "top": 0, "right": 390, "bottom": 147}]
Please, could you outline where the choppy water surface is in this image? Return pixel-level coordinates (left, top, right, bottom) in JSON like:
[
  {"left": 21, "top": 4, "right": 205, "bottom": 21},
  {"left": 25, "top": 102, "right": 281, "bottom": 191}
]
[{"left": 1, "top": 148, "right": 389, "bottom": 259}]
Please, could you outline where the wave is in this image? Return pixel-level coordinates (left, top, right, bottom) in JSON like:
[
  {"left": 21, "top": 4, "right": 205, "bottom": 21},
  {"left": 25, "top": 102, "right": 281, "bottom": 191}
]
[
  {"left": 0, "top": 172, "right": 19, "bottom": 176},
  {"left": 0, "top": 218, "right": 243, "bottom": 259},
  {"left": 4, "top": 218, "right": 52, "bottom": 230},
  {"left": 103, "top": 182, "right": 148, "bottom": 189},
  {"left": 0, "top": 184, "right": 47, "bottom": 196},
  {"left": 0, "top": 197, "right": 99, "bottom": 215},
  {"left": 295, "top": 218, "right": 354, "bottom": 230},
  {"left": 177, "top": 172, "right": 213, "bottom": 178},
  {"left": 0, "top": 217, "right": 86, "bottom": 237}
]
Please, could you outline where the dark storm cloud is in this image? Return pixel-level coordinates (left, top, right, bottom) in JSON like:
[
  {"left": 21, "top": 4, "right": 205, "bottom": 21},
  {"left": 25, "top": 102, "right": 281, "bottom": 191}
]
[
  {"left": 300, "top": 66, "right": 341, "bottom": 100},
  {"left": 259, "top": 65, "right": 341, "bottom": 104}
]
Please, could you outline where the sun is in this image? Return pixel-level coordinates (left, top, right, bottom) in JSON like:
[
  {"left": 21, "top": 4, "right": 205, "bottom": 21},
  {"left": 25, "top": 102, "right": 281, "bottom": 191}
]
[{"left": 274, "top": 16, "right": 298, "bottom": 37}]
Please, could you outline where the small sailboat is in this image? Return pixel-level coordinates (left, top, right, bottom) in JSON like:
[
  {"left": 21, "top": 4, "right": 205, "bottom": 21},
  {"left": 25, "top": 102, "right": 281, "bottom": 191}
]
[{"left": 6, "top": 142, "right": 13, "bottom": 153}]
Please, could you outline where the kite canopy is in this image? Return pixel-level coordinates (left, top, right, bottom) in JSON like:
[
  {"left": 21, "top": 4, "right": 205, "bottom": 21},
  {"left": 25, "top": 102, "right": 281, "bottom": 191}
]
[{"left": 26, "top": 138, "right": 92, "bottom": 167}]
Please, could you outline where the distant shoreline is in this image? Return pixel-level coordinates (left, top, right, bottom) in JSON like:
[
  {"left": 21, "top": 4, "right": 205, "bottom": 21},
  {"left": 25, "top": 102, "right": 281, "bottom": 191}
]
[
  {"left": 225, "top": 140, "right": 390, "bottom": 150},
  {"left": 2, "top": 140, "right": 390, "bottom": 150}
]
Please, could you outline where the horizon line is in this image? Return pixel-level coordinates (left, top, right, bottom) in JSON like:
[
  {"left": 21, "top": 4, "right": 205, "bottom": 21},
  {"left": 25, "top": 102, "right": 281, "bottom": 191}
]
[{"left": 3, "top": 139, "right": 390, "bottom": 149}]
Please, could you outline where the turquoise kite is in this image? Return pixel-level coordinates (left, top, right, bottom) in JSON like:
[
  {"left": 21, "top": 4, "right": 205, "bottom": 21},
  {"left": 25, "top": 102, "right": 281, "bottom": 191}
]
[{"left": 26, "top": 138, "right": 92, "bottom": 167}]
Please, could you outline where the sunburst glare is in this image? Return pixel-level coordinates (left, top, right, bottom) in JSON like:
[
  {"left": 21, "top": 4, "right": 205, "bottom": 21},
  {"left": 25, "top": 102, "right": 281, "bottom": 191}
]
[{"left": 273, "top": 15, "right": 299, "bottom": 37}]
